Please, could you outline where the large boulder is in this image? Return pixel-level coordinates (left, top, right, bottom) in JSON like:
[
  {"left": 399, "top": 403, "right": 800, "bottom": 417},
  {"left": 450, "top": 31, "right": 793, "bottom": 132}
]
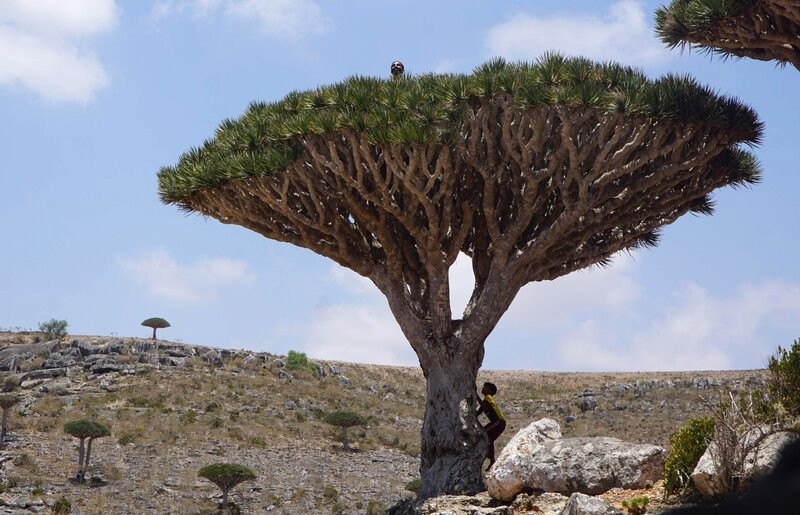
[
  {"left": 692, "top": 429, "right": 798, "bottom": 500},
  {"left": 418, "top": 492, "right": 570, "bottom": 515},
  {"left": 0, "top": 340, "right": 59, "bottom": 370},
  {"left": 487, "top": 419, "right": 664, "bottom": 500},
  {"left": 560, "top": 493, "right": 622, "bottom": 515},
  {"left": 486, "top": 418, "right": 563, "bottom": 501}
]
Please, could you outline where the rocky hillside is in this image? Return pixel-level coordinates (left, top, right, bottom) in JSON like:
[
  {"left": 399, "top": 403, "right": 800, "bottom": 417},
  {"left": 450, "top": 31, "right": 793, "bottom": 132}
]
[{"left": 0, "top": 332, "right": 766, "bottom": 514}]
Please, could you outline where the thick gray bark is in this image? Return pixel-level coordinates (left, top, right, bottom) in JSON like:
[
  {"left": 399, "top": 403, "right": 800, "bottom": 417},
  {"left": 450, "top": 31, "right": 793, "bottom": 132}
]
[
  {"left": 418, "top": 340, "right": 487, "bottom": 498},
  {"left": 341, "top": 427, "right": 350, "bottom": 450},
  {"left": 76, "top": 437, "right": 86, "bottom": 482},
  {"left": 1, "top": 408, "right": 8, "bottom": 446},
  {"left": 85, "top": 437, "right": 94, "bottom": 478}
]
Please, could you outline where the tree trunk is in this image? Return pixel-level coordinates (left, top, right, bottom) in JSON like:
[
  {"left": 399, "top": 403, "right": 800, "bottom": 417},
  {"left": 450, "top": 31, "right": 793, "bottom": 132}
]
[
  {"left": 221, "top": 487, "right": 230, "bottom": 508},
  {"left": 152, "top": 327, "right": 157, "bottom": 339},
  {"left": 85, "top": 437, "right": 94, "bottom": 479},
  {"left": 341, "top": 426, "right": 350, "bottom": 450},
  {"left": 1, "top": 408, "right": 8, "bottom": 447},
  {"left": 418, "top": 344, "right": 486, "bottom": 499},
  {"left": 76, "top": 437, "right": 86, "bottom": 482}
]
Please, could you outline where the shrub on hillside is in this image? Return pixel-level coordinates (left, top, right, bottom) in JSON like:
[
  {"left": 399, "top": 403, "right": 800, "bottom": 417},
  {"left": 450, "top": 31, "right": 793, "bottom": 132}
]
[
  {"left": 621, "top": 496, "right": 649, "bottom": 515},
  {"left": 285, "top": 350, "right": 317, "bottom": 374},
  {"left": 767, "top": 338, "right": 800, "bottom": 418},
  {"left": 51, "top": 496, "right": 71, "bottom": 514},
  {"left": 664, "top": 416, "right": 715, "bottom": 496},
  {"left": 405, "top": 478, "right": 422, "bottom": 493},
  {"left": 38, "top": 319, "right": 68, "bottom": 340}
]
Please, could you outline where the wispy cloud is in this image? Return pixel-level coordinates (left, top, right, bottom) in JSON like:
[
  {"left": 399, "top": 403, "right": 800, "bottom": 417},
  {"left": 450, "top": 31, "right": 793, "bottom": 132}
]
[
  {"left": 545, "top": 279, "right": 800, "bottom": 371},
  {"left": 152, "top": 0, "right": 328, "bottom": 41},
  {"left": 303, "top": 302, "right": 418, "bottom": 366},
  {"left": 0, "top": 0, "right": 117, "bottom": 103},
  {"left": 304, "top": 255, "right": 800, "bottom": 372},
  {"left": 118, "top": 249, "right": 256, "bottom": 303},
  {"left": 485, "top": 0, "right": 669, "bottom": 67}
]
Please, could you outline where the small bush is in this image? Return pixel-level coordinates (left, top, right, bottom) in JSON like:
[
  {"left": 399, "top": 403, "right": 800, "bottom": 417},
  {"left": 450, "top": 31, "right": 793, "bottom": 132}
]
[
  {"left": 366, "top": 499, "right": 386, "bottom": 515},
  {"left": 405, "top": 478, "right": 422, "bottom": 493},
  {"left": 248, "top": 436, "right": 267, "bottom": 448},
  {"left": 621, "top": 496, "right": 649, "bottom": 515},
  {"left": 323, "top": 485, "right": 339, "bottom": 502},
  {"left": 664, "top": 417, "right": 715, "bottom": 496},
  {"left": 12, "top": 453, "right": 34, "bottom": 469},
  {"left": 51, "top": 496, "right": 71, "bottom": 514},
  {"left": 180, "top": 409, "right": 198, "bottom": 424},
  {"left": 285, "top": 350, "right": 317, "bottom": 374},
  {"left": 767, "top": 339, "right": 800, "bottom": 418},
  {"left": 118, "top": 432, "right": 137, "bottom": 445},
  {"left": 38, "top": 319, "right": 68, "bottom": 340}
]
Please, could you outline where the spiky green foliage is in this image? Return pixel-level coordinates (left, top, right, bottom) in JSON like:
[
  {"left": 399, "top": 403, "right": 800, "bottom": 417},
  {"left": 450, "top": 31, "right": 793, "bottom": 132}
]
[
  {"left": 656, "top": 0, "right": 800, "bottom": 69},
  {"left": 51, "top": 497, "right": 71, "bottom": 514},
  {"left": 767, "top": 339, "right": 800, "bottom": 418},
  {"left": 664, "top": 417, "right": 716, "bottom": 495},
  {"left": 158, "top": 54, "right": 761, "bottom": 203},
  {"left": 64, "top": 419, "right": 111, "bottom": 439},
  {"left": 405, "top": 478, "right": 422, "bottom": 493},
  {"left": 621, "top": 496, "right": 650, "bottom": 515},
  {"left": 656, "top": 0, "right": 753, "bottom": 47},
  {"left": 324, "top": 411, "right": 367, "bottom": 428}
]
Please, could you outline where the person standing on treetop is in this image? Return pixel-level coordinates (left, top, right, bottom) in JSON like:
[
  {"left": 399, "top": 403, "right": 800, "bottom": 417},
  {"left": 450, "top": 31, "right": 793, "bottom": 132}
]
[{"left": 476, "top": 381, "right": 506, "bottom": 471}]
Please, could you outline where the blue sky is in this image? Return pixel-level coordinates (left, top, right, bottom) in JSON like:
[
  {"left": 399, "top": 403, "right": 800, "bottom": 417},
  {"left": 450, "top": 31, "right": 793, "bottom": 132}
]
[{"left": 1, "top": 0, "right": 798, "bottom": 371}]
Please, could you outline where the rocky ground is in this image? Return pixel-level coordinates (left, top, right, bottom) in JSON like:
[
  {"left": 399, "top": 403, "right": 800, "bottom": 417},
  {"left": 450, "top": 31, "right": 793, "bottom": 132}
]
[{"left": 0, "top": 332, "right": 767, "bottom": 514}]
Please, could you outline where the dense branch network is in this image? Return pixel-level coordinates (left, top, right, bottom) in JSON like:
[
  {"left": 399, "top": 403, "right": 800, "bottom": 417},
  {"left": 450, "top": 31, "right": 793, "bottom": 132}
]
[
  {"left": 656, "top": 0, "right": 800, "bottom": 70},
  {"left": 180, "top": 97, "right": 758, "bottom": 357}
]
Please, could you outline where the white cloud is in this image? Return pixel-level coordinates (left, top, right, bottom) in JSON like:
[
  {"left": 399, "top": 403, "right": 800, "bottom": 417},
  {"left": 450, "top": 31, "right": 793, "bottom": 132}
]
[
  {"left": 433, "top": 59, "right": 460, "bottom": 74},
  {"left": 554, "top": 280, "right": 800, "bottom": 371},
  {"left": 298, "top": 265, "right": 416, "bottom": 365},
  {"left": 485, "top": 0, "right": 669, "bottom": 66},
  {"left": 153, "top": 0, "right": 327, "bottom": 41},
  {"left": 505, "top": 254, "right": 642, "bottom": 327},
  {"left": 303, "top": 303, "right": 418, "bottom": 366},
  {"left": 302, "top": 254, "right": 641, "bottom": 366},
  {"left": 119, "top": 249, "right": 256, "bottom": 303},
  {"left": 0, "top": 0, "right": 117, "bottom": 103},
  {"left": 293, "top": 256, "right": 800, "bottom": 372},
  {"left": 0, "top": 0, "right": 118, "bottom": 37}
]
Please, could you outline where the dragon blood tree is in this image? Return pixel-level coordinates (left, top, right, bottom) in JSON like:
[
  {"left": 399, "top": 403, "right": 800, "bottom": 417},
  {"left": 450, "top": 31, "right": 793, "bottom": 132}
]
[
  {"left": 158, "top": 55, "right": 762, "bottom": 498},
  {"left": 656, "top": 0, "right": 800, "bottom": 70}
]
